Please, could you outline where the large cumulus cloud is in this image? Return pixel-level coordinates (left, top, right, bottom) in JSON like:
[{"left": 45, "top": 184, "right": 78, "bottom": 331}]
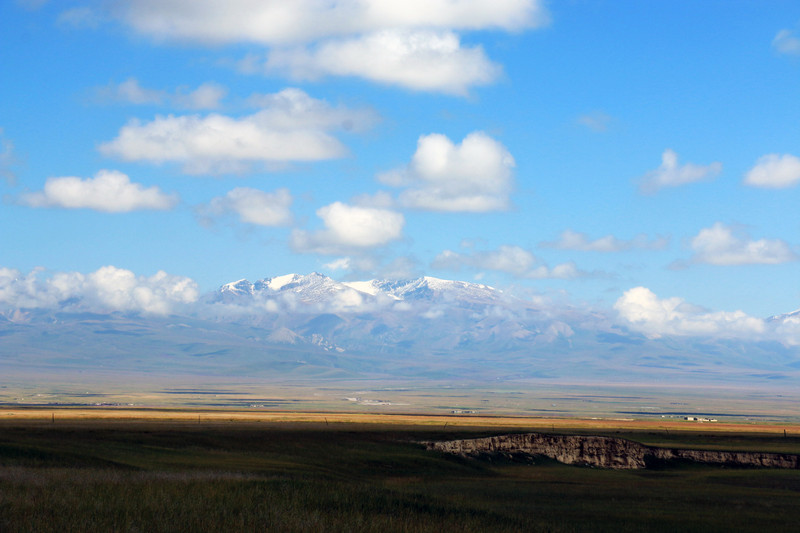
[
  {"left": 19, "top": 170, "right": 178, "bottom": 212},
  {"left": 291, "top": 202, "right": 405, "bottom": 254},
  {"left": 65, "top": 1, "right": 549, "bottom": 94},
  {"left": 99, "top": 88, "right": 376, "bottom": 175},
  {"left": 0, "top": 266, "right": 198, "bottom": 315},
  {"left": 379, "top": 131, "right": 515, "bottom": 212},
  {"left": 614, "top": 286, "right": 766, "bottom": 340}
]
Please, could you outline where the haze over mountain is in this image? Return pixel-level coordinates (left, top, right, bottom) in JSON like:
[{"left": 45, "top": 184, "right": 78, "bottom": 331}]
[{"left": 2, "top": 272, "right": 798, "bottom": 387}]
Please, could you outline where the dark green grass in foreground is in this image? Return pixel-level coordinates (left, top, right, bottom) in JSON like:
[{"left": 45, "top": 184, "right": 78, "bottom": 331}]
[{"left": 1, "top": 424, "right": 799, "bottom": 532}]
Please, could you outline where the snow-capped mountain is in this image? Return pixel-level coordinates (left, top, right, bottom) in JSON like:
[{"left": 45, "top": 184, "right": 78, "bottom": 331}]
[
  {"left": 206, "top": 273, "right": 541, "bottom": 356},
  {"left": 1, "top": 272, "right": 798, "bottom": 387},
  {"left": 769, "top": 308, "right": 800, "bottom": 323},
  {"left": 215, "top": 272, "right": 505, "bottom": 309},
  {"left": 219, "top": 272, "right": 356, "bottom": 304}
]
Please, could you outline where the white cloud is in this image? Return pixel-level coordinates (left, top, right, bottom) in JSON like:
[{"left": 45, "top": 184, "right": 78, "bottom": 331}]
[
  {"left": 108, "top": 0, "right": 548, "bottom": 45},
  {"left": 638, "top": 149, "right": 722, "bottom": 194},
  {"left": 0, "top": 128, "right": 16, "bottom": 184},
  {"left": 0, "top": 266, "right": 198, "bottom": 315},
  {"left": 15, "top": 0, "right": 49, "bottom": 10},
  {"left": 379, "top": 131, "right": 515, "bottom": 212},
  {"left": 291, "top": 202, "right": 405, "bottom": 254},
  {"left": 615, "top": 286, "right": 765, "bottom": 339},
  {"left": 432, "top": 245, "right": 584, "bottom": 279},
  {"left": 350, "top": 191, "right": 396, "bottom": 209},
  {"left": 576, "top": 111, "right": 612, "bottom": 132},
  {"left": 244, "top": 88, "right": 377, "bottom": 131},
  {"left": 98, "top": 78, "right": 164, "bottom": 105},
  {"left": 86, "top": 1, "right": 548, "bottom": 94},
  {"left": 773, "top": 29, "right": 800, "bottom": 55},
  {"left": 774, "top": 312, "right": 800, "bottom": 346},
  {"left": 95, "top": 79, "right": 227, "bottom": 109},
  {"left": 689, "top": 222, "right": 797, "bottom": 266},
  {"left": 324, "top": 255, "right": 419, "bottom": 279},
  {"left": 99, "top": 88, "right": 373, "bottom": 174},
  {"left": 540, "top": 229, "right": 669, "bottom": 252},
  {"left": 19, "top": 170, "right": 178, "bottom": 212},
  {"left": 743, "top": 153, "right": 800, "bottom": 188},
  {"left": 200, "top": 187, "right": 292, "bottom": 226},
  {"left": 324, "top": 257, "right": 353, "bottom": 271},
  {"left": 57, "top": 7, "right": 102, "bottom": 29},
  {"left": 174, "top": 82, "right": 227, "bottom": 110},
  {"left": 264, "top": 30, "right": 500, "bottom": 95}
]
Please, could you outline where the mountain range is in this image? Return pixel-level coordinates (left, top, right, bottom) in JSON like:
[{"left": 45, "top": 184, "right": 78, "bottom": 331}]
[{"left": 1, "top": 273, "right": 799, "bottom": 386}]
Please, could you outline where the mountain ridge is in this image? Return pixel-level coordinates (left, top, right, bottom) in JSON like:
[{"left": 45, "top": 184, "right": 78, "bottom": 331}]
[
  {"left": 1, "top": 272, "right": 798, "bottom": 386},
  {"left": 216, "top": 272, "right": 504, "bottom": 307}
]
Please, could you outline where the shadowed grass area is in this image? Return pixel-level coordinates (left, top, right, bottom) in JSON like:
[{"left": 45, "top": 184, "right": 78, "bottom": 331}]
[{"left": 1, "top": 423, "right": 799, "bottom": 532}]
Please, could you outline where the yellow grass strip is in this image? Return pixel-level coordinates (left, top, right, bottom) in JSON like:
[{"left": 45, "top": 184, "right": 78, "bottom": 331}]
[{"left": 1, "top": 408, "right": 799, "bottom": 435}]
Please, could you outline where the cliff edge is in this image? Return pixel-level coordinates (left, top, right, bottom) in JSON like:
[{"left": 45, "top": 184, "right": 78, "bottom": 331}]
[{"left": 425, "top": 433, "right": 800, "bottom": 470}]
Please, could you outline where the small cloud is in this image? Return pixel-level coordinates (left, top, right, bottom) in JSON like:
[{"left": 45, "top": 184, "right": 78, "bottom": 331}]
[
  {"left": 432, "top": 245, "right": 586, "bottom": 279},
  {"left": 245, "top": 88, "right": 378, "bottom": 130},
  {"left": 95, "top": 78, "right": 165, "bottom": 105},
  {"left": 173, "top": 82, "right": 227, "bottom": 110},
  {"left": 350, "top": 191, "right": 395, "bottom": 209},
  {"left": 638, "top": 149, "right": 722, "bottom": 194},
  {"left": 576, "top": 111, "right": 612, "bottom": 132},
  {"left": 773, "top": 29, "right": 800, "bottom": 56},
  {"left": 15, "top": 0, "right": 49, "bottom": 10},
  {"left": 198, "top": 187, "right": 292, "bottom": 226},
  {"left": 291, "top": 202, "right": 405, "bottom": 254},
  {"left": 57, "top": 7, "right": 103, "bottom": 29},
  {"left": 743, "top": 153, "right": 800, "bottom": 188},
  {"left": 19, "top": 170, "right": 178, "bottom": 212},
  {"left": 378, "top": 131, "right": 515, "bottom": 212},
  {"left": 94, "top": 78, "right": 226, "bottom": 110},
  {"left": 688, "top": 222, "right": 797, "bottom": 266},
  {"left": 0, "top": 128, "right": 17, "bottom": 184},
  {"left": 541, "top": 229, "right": 669, "bottom": 252},
  {"left": 324, "top": 257, "right": 352, "bottom": 271}
]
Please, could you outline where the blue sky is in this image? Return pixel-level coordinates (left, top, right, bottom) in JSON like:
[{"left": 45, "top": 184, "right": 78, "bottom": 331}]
[{"left": 1, "top": 0, "right": 799, "bottom": 336}]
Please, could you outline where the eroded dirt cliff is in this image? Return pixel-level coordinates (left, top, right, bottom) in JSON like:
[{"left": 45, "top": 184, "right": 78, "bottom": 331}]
[{"left": 425, "top": 433, "right": 800, "bottom": 470}]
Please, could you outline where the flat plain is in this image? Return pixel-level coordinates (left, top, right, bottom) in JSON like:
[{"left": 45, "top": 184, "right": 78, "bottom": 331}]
[{"left": 1, "top": 408, "right": 800, "bottom": 532}]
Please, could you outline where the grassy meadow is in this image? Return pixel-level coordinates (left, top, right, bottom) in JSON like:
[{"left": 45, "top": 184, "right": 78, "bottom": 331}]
[{"left": 1, "top": 416, "right": 799, "bottom": 532}]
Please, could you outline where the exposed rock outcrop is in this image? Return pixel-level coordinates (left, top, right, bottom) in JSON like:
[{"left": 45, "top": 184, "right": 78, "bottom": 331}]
[{"left": 425, "top": 433, "right": 800, "bottom": 470}]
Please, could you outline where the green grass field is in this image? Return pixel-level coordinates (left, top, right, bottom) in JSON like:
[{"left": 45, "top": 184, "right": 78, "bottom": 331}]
[{"left": 1, "top": 421, "right": 799, "bottom": 532}]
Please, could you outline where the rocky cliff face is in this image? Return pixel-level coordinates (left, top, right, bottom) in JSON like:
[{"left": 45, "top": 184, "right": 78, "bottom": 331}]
[{"left": 425, "top": 433, "right": 800, "bottom": 470}]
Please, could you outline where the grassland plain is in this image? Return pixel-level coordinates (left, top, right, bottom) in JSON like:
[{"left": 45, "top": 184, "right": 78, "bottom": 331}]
[{"left": 1, "top": 412, "right": 800, "bottom": 532}]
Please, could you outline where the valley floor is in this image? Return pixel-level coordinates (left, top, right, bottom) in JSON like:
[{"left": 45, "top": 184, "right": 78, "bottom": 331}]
[{"left": 1, "top": 413, "right": 800, "bottom": 531}]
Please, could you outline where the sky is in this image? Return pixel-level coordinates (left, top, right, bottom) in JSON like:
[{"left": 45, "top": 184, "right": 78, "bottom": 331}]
[{"left": 1, "top": 0, "right": 799, "bottom": 340}]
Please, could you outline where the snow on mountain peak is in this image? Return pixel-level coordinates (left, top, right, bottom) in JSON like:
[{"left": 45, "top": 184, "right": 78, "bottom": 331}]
[
  {"left": 216, "top": 273, "right": 505, "bottom": 310},
  {"left": 266, "top": 273, "right": 301, "bottom": 291},
  {"left": 220, "top": 279, "right": 253, "bottom": 294},
  {"left": 421, "top": 276, "right": 494, "bottom": 292},
  {"left": 342, "top": 280, "right": 389, "bottom": 297},
  {"left": 769, "top": 308, "right": 800, "bottom": 323}
]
